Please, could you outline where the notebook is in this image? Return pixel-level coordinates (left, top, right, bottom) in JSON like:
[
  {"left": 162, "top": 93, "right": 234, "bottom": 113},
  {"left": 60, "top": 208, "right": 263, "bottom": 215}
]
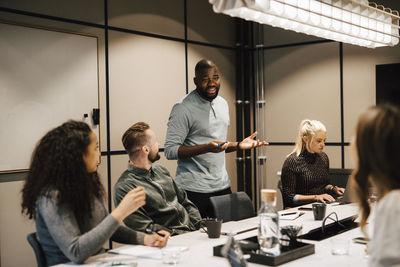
[{"left": 109, "top": 245, "right": 188, "bottom": 260}]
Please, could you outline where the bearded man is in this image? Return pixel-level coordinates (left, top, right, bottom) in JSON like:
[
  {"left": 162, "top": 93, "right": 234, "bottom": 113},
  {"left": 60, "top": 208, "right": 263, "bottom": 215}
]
[
  {"left": 164, "top": 59, "right": 267, "bottom": 217},
  {"left": 114, "top": 122, "right": 202, "bottom": 235}
]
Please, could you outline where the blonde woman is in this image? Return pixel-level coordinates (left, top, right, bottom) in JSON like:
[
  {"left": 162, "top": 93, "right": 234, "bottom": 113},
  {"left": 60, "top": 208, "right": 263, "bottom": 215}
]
[
  {"left": 281, "top": 120, "right": 344, "bottom": 207},
  {"left": 351, "top": 105, "right": 400, "bottom": 267}
]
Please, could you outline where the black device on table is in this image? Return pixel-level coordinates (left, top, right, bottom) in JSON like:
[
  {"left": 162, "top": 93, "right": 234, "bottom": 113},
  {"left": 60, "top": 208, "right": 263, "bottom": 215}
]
[{"left": 298, "top": 207, "right": 312, "bottom": 211}]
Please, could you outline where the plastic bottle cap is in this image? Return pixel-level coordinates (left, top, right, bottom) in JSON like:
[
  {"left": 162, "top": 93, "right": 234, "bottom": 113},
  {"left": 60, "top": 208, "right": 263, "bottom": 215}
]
[{"left": 261, "top": 189, "right": 276, "bottom": 202}]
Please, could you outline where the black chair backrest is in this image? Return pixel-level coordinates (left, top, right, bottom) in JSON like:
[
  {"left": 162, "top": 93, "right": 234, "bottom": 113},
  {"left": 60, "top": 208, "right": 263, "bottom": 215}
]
[
  {"left": 27, "top": 232, "right": 47, "bottom": 267},
  {"left": 277, "top": 179, "right": 283, "bottom": 192},
  {"left": 277, "top": 179, "right": 289, "bottom": 209},
  {"left": 328, "top": 168, "right": 353, "bottom": 188},
  {"left": 210, "top": 191, "right": 255, "bottom": 223}
]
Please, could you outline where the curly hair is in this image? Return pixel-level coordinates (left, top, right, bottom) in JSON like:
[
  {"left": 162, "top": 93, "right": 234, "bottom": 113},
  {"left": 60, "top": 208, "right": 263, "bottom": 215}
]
[
  {"left": 21, "top": 120, "right": 104, "bottom": 221},
  {"left": 351, "top": 105, "right": 400, "bottom": 236}
]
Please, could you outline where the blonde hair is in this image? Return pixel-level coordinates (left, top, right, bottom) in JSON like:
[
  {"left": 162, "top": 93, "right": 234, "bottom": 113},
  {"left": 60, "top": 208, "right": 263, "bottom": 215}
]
[{"left": 292, "top": 119, "right": 326, "bottom": 156}]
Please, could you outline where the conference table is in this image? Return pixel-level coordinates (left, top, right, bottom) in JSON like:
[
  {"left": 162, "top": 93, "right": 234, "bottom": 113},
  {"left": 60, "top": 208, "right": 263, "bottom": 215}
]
[{"left": 55, "top": 203, "right": 369, "bottom": 267}]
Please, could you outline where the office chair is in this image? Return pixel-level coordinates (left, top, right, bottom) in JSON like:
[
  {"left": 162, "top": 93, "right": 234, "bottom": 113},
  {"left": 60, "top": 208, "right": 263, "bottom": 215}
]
[
  {"left": 278, "top": 179, "right": 292, "bottom": 209},
  {"left": 27, "top": 232, "right": 47, "bottom": 267},
  {"left": 210, "top": 191, "right": 255, "bottom": 223},
  {"left": 277, "top": 171, "right": 290, "bottom": 209},
  {"left": 277, "top": 179, "right": 287, "bottom": 209}
]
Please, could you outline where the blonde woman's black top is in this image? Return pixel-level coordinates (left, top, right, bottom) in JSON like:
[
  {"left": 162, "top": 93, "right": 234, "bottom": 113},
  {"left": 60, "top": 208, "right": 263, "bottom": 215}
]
[{"left": 281, "top": 150, "right": 332, "bottom": 207}]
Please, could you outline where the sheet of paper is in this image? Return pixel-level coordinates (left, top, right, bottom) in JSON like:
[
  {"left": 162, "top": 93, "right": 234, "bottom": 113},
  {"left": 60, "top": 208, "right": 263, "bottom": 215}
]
[
  {"left": 110, "top": 245, "right": 163, "bottom": 259},
  {"left": 109, "top": 245, "right": 189, "bottom": 260}
]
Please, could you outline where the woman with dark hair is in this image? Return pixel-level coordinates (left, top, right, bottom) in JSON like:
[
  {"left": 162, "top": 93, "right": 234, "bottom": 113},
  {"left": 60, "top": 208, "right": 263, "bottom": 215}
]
[
  {"left": 350, "top": 105, "right": 400, "bottom": 267},
  {"left": 21, "top": 120, "right": 169, "bottom": 266}
]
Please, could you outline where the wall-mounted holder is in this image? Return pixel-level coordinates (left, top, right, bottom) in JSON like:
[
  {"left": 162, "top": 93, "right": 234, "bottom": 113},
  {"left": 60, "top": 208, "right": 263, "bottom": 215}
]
[{"left": 92, "top": 108, "right": 100, "bottom": 125}]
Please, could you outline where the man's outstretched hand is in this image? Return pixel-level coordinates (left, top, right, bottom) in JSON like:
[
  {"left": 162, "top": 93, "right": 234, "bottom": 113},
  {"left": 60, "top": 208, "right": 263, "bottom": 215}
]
[{"left": 238, "top": 131, "right": 268, "bottom": 150}]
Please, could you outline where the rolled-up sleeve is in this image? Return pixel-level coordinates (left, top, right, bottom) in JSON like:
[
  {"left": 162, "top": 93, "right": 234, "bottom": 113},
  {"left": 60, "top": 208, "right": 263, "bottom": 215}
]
[{"left": 164, "top": 104, "right": 190, "bottom": 160}]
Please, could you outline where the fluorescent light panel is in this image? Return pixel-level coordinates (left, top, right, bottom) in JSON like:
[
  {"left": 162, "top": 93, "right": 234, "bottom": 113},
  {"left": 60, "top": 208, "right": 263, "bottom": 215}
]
[{"left": 210, "top": 0, "right": 400, "bottom": 48}]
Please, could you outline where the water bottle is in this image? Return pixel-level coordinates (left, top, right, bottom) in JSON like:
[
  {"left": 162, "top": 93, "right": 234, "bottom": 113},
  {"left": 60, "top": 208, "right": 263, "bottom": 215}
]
[{"left": 258, "top": 189, "right": 280, "bottom": 256}]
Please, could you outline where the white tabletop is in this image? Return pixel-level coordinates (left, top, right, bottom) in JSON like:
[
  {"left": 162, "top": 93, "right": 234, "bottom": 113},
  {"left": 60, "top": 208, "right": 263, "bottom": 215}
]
[{"left": 55, "top": 203, "right": 368, "bottom": 267}]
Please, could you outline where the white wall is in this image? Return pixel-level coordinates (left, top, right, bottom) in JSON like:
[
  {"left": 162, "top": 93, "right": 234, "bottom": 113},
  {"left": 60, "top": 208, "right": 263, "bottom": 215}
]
[
  {"left": 0, "top": 1, "right": 236, "bottom": 266},
  {"left": 1, "top": 0, "right": 399, "bottom": 265}
]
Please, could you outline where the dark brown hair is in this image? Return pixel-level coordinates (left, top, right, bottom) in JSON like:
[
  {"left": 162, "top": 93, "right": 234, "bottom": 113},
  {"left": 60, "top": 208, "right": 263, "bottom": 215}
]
[
  {"left": 351, "top": 105, "right": 400, "bottom": 234},
  {"left": 122, "top": 122, "right": 150, "bottom": 158},
  {"left": 21, "top": 120, "right": 104, "bottom": 221}
]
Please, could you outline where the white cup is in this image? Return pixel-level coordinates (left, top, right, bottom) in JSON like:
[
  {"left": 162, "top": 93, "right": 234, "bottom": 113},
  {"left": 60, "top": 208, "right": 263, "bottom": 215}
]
[
  {"left": 162, "top": 247, "right": 182, "bottom": 264},
  {"left": 330, "top": 238, "right": 350, "bottom": 255}
]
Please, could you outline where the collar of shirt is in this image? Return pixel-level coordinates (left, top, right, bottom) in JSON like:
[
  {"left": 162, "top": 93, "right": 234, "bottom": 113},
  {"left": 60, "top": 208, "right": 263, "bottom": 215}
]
[
  {"left": 300, "top": 149, "right": 317, "bottom": 159},
  {"left": 127, "top": 162, "right": 155, "bottom": 179},
  {"left": 193, "top": 89, "right": 217, "bottom": 105}
]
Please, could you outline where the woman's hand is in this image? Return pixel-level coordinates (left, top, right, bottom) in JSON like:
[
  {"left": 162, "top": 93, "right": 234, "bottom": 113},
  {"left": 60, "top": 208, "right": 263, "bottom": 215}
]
[
  {"left": 144, "top": 230, "right": 170, "bottom": 248},
  {"left": 333, "top": 187, "right": 345, "bottom": 195},
  {"left": 111, "top": 187, "right": 146, "bottom": 223},
  {"left": 315, "top": 193, "right": 335, "bottom": 203}
]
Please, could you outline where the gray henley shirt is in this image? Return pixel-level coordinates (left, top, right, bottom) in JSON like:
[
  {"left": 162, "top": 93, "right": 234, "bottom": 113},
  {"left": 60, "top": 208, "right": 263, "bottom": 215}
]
[{"left": 164, "top": 90, "right": 230, "bottom": 193}]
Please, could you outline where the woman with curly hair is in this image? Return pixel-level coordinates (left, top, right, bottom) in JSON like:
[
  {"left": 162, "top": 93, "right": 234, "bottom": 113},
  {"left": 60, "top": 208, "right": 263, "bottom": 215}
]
[
  {"left": 21, "top": 120, "right": 169, "bottom": 266},
  {"left": 351, "top": 105, "right": 400, "bottom": 267}
]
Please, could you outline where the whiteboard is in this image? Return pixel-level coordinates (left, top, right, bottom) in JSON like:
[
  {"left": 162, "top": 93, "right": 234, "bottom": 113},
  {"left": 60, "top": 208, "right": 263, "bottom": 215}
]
[{"left": 0, "top": 22, "right": 99, "bottom": 173}]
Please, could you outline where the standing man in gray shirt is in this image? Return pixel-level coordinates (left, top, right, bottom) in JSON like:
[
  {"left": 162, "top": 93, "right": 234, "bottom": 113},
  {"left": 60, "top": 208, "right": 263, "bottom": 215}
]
[{"left": 164, "top": 59, "right": 268, "bottom": 218}]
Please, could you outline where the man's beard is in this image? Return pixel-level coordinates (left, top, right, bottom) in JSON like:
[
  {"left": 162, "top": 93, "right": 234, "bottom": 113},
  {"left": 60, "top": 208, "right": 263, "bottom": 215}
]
[
  {"left": 148, "top": 152, "right": 160, "bottom": 163},
  {"left": 197, "top": 86, "right": 219, "bottom": 101}
]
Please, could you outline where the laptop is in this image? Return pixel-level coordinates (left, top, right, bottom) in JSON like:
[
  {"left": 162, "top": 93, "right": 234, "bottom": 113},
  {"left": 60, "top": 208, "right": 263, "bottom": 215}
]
[{"left": 330, "top": 181, "right": 353, "bottom": 204}]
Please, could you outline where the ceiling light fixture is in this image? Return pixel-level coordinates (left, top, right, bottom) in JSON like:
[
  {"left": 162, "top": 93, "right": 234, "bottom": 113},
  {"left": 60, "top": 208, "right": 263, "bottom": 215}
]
[{"left": 209, "top": 0, "right": 400, "bottom": 48}]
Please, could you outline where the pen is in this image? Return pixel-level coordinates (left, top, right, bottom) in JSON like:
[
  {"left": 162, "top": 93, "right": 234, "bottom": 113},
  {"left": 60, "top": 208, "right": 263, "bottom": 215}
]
[
  {"left": 108, "top": 262, "right": 137, "bottom": 266},
  {"left": 221, "top": 226, "right": 258, "bottom": 236},
  {"left": 218, "top": 142, "right": 227, "bottom": 147},
  {"left": 145, "top": 228, "right": 166, "bottom": 237},
  {"left": 235, "top": 226, "right": 258, "bottom": 235},
  {"left": 280, "top": 212, "right": 297, "bottom": 216}
]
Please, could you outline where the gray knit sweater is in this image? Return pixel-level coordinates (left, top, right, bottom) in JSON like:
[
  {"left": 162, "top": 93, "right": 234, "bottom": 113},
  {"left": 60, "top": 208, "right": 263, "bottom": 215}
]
[{"left": 35, "top": 193, "right": 145, "bottom": 265}]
